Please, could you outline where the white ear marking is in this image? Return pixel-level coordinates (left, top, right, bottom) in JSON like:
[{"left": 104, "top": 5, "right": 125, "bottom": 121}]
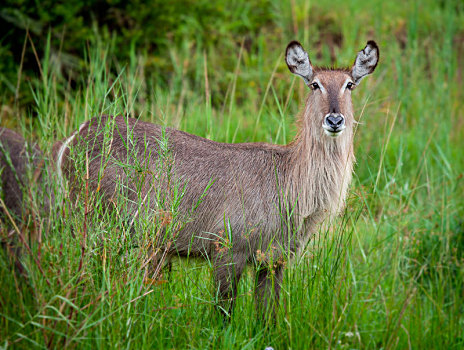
[
  {"left": 285, "top": 41, "right": 313, "bottom": 86},
  {"left": 351, "top": 41, "right": 379, "bottom": 84}
]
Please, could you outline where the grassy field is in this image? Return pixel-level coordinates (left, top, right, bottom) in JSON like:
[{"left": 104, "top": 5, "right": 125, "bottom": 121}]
[{"left": 1, "top": 0, "right": 463, "bottom": 348}]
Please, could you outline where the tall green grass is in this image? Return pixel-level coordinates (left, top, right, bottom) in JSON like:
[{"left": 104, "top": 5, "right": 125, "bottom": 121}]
[{"left": 1, "top": 0, "right": 463, "bottom": 348}]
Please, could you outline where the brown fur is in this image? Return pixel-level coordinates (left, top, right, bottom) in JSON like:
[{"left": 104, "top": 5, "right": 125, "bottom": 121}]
[
  {"left": 0, "top": 127, "right": 53, "bottom": 274},
  {"left": 0, "top": 128, "right": 45, "bottom": 221},
  {"left": 59, "top": 41, "right": 379, "bottom": 318}
]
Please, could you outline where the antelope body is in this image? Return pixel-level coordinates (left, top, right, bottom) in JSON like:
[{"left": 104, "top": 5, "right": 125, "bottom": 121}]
[
  {"left": 58, "top": 41, "right": 379, "bottom": 317},
  {"left": 0, "top": 127, "right": 53, "bottom": 274},
  {"left": 0, "top": 127, "right": 47, "bottom": 221}
]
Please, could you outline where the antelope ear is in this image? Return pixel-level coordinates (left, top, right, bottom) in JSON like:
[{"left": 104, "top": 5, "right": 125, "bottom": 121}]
[
  {"left": 285, "top": 41, "right": 313, "bottom": 86},
  {"left": 351, "top": 40, "right": 379, "bottom": 84}
]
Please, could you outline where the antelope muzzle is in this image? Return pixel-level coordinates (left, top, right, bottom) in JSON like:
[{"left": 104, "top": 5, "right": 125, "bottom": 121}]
[{"left": 323, "top": 113, "right": 345, "bottom": 137}]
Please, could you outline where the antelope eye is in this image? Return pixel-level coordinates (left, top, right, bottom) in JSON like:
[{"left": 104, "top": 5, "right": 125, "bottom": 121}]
[
  {"left": 346, "top": 82, "right": 355, "bottom": 90},
  {"left": 310, "top": 82, "right": 320, "bottom": 90}
]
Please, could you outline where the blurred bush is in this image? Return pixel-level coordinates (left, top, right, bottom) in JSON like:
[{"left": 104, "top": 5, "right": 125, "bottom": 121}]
[{"left": 0, "top": 0, "right": 275, "bottom": 106}]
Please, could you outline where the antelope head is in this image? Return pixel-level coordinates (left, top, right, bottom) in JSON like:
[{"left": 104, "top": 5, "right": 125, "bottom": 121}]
[{"left": 285, "top": 41, "right": 379, "bottom": 140}]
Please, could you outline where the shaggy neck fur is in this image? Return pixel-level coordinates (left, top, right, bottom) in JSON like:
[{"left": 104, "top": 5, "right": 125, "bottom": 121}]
[{"left": 284, "top": 94, "right": 355, "bottom": 234}]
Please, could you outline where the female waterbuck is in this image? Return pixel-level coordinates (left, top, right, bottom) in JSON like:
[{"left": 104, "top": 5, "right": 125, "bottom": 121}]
[
  {"left": 0, "top": 128, "right": 49, "bottom": 222},
  {"left": 0, "top": 128, "right": 53, "bottom": 274},
  {"left": 57, "top": 40, "right": 379, "bottom": 318}
]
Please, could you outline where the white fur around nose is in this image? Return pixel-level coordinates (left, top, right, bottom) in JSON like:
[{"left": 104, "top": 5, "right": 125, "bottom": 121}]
[{"left": 322, "top": 113, "right": 346, "bottom": 137}]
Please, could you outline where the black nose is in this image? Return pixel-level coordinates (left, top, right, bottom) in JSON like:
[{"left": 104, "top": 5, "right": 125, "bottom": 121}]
[{"left": 325, "top": 114, "right": 345, "bottom": 129}]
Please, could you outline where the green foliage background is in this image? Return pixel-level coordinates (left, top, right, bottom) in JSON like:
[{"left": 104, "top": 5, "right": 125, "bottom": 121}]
[{"left": 0, "top": 0, "right": 463, "bottom": 348}]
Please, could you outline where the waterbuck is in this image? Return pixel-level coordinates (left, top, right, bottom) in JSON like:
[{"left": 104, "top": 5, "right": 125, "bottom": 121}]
[
  {"left": 0, "top": 127, "right": 52, "bottom": 274},
  {"left": 57, "top": 40, "right": 379, "bottom": 318},
  {"left": 0, "top": 127, "right": 47, "bottom": 223}
]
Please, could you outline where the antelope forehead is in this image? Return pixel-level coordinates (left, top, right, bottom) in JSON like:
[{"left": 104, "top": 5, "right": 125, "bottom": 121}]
[{"left": 313, "top": 71, "right": 352, "bottom": 89}]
